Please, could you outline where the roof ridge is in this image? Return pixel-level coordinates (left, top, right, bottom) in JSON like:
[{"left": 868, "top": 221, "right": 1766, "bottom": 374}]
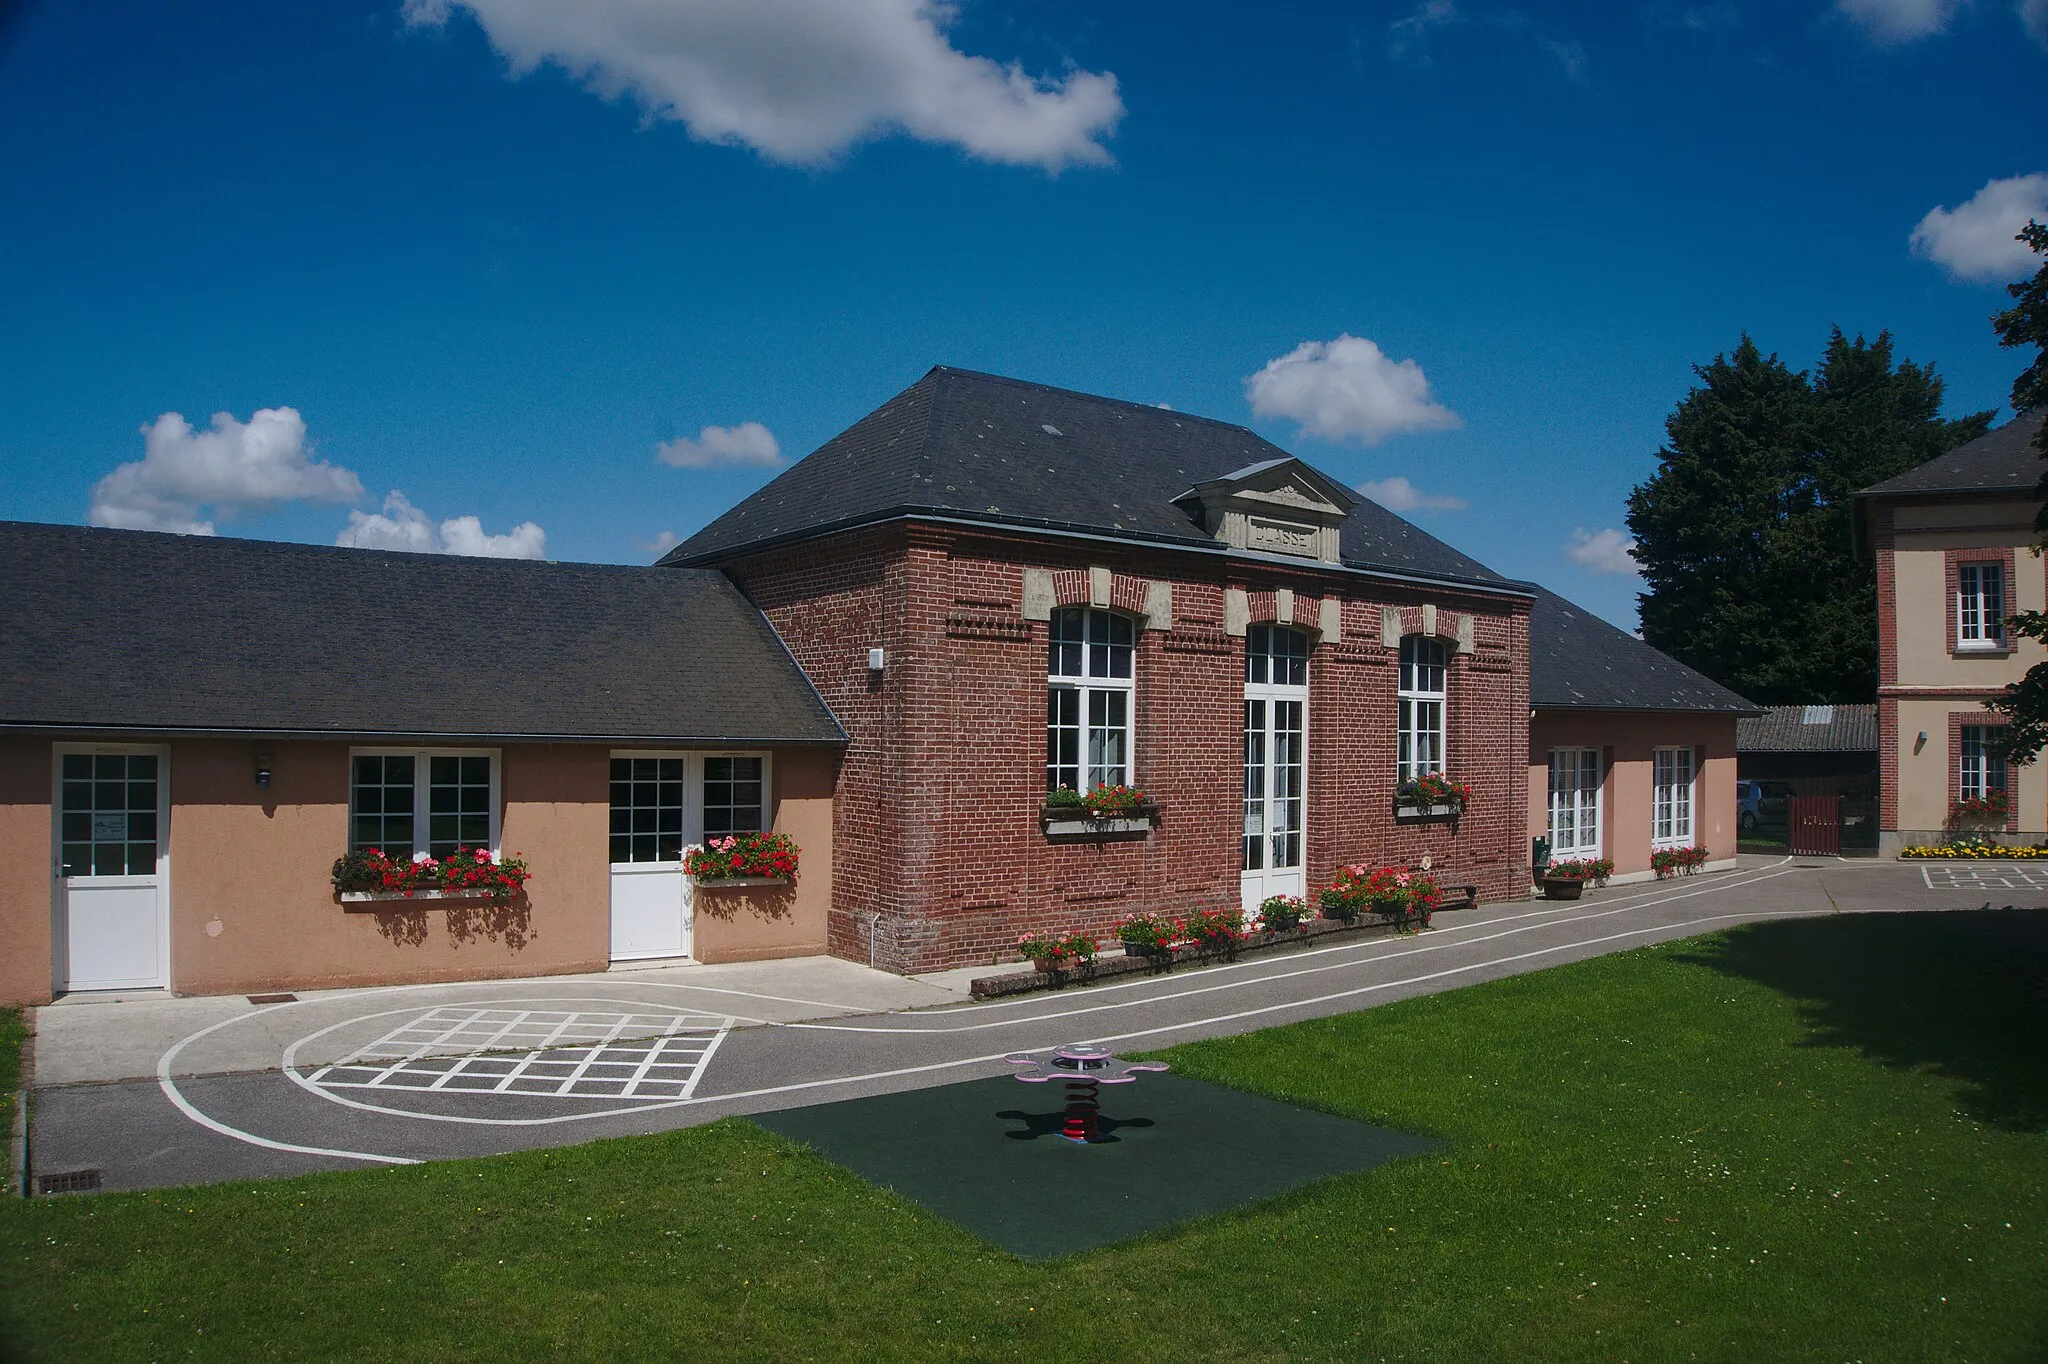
[
  {"left": 0, "top": 519, "right": 707, "bottom": 578},
  {"left": 928, "top": 365, "right": 1259, "bottom": 437}
]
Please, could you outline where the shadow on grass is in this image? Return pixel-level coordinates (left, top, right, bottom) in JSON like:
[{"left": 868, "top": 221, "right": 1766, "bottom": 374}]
[{"left": 1678, "top": 909, "right": 2048, "bottom": 1131}]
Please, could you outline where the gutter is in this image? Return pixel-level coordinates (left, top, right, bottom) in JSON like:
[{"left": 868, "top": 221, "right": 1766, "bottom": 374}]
[
  {"left": 0, "top": 723, "right": 850, "bottom": 746},
  {"left": 664, "top": 507, "right": 1537, "bottom": 601}
]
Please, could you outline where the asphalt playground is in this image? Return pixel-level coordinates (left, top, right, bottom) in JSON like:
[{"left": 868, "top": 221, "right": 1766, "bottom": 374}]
[{"left": 24, "top": 854, "right": 2044, "bottom": 1195}]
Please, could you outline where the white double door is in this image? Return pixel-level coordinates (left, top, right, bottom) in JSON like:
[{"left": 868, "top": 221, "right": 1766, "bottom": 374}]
[
  {"left": 1240, "top": 691, "right": 1307, "bottom": 914},
  {"left": 54, "top": 747, "right": 169, "bottom": 992}
]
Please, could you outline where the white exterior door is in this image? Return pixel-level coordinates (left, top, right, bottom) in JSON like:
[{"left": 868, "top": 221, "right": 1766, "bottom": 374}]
[
  {"left": 610, "top": 755, "right": 694, "bottom": 961},
  {"left": 1241, "top": 627, "right": 1309, "bottom": 915},
  {"left": 55, "top": 748, "right": 169, "bottom": 992}
]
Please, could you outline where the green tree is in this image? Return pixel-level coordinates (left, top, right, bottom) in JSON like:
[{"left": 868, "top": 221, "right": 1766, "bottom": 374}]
[
  {"left": 1627, "top": 331, "right": 1990, "bottom": 704},
  {"left": 1980, "top": 222, "right": 2048, "bottom": 758}
]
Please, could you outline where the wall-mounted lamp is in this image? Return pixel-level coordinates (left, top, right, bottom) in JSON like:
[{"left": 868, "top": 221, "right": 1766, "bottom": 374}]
[
  {"left": 867, "top": 647, "right": 886, "bottom": 672},
  {"left": 1914, "top": 731, "right": 1928, "bottom": 754},
  {"left": 254, "top": 752, "right": 273, "bottom": 789}
]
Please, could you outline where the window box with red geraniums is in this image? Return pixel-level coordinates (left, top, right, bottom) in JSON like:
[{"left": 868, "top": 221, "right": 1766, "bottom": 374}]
[
  {"left": 1395, "top": 773, "right": 1472, "bottom": 820},
  {"left": 1650, "top": 845, "right": 1711, "bottom": 879},
  {"left": 684, "top": 832, "right": 799, "bottom": 884},
  {"left": 1318, "top": 865, "right": 1441, "bottom": 927},
  {"left": 1042, "top": 784, "right": 1159, "bottom": 838},
  {"left": 1949, "top": 792, "right": 2011, "bottom": 825},
  {"left": 1115, "top": 913, "right": 1175, "bottom": 957},
  {"left": 1015, "top": 930, "right": 1098, "bottom": 972},
  {"left": 333, "top": 847, "right": 532, "bottom": 906},
  {"left": 1258, "top": 894, "right": 1309, "bottom": 933},
  {"left": 1181, "top": 907, "right": 1247, "bottom": 957}
]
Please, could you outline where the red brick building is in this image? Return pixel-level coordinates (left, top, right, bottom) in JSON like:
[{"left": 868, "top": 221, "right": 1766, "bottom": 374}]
[{"left": 665, "top": 368, "right": 1537, "bottom": 973}]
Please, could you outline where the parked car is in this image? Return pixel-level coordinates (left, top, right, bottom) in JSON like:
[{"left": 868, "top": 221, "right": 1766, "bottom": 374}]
[{"left": 1737, "top": 780, "right": 1796, "bottom": 831}]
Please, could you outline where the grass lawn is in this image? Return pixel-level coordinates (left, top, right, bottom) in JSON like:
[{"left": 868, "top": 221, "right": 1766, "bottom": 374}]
[{"left": 3, "top": 910, "right": 2045, "bottom": 1362}]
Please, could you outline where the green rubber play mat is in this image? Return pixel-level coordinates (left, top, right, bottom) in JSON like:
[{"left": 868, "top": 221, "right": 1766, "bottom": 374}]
[{"left": 750, "top": 1072, "right": 1440, "bottom": 1258}]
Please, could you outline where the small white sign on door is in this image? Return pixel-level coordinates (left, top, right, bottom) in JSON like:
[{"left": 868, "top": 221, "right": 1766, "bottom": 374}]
[{"left": 92, "top": 814, "right": 126, "bottom": 843}]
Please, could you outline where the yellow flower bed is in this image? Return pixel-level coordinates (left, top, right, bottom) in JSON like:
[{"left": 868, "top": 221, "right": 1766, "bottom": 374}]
[{"left": 1899, "top": 843, "right": 2048, "bottom": 859}]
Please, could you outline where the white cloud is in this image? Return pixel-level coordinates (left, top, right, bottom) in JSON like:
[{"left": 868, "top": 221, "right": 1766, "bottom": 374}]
[
  {"left": 1244, "top": 335, "right": 1462, "bottom": 446},
  {"left": 87, "top": 407, "right": 363, "bottom": 535},
  {"left": 1357, "top": 476, "right": 1467, "bottom": 513},
  {"left": 1565, "top": 527, "right": 1641, "bottom": 576},
  {"left": 2025, "top": 0, "right": 2048, "bottom": 46},
  {"left": 1834, "top": 0, "right": 1962, "bottom": 43},
  {"left": 655, "top": 421, "right": 784, "bottom": 470},
  {"left": 640, "top": 529, "right": 683, "bottom": 557},
  {"left": 402, "top": 0, "right": 1122, "bottom": 172},
  {"left": 1539, "top": 37, "right": 1589, "bottom": 80},
  {"left": 1911, "top": 173, "right": 2048, "bottom": 282},
  {"left": 337, "top": 490, "right": 547, "bottom": 559},
  {"left": 1388, "top": 0, "right": 1459, "bottom": 63}
]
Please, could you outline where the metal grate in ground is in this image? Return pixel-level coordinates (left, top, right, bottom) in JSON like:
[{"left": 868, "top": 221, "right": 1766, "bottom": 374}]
[
  {"left": 305, "top": 1007, "right": 732, "bottom": 1101},
  {"left": 1919, "top": 864, "right": 2048, "bottom": 892}
]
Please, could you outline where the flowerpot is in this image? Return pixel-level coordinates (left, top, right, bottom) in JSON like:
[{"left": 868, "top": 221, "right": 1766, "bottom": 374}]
[
  {"left": 1032, "top": 957, "right": 1064, "bottom": 973},
  {"left": 1541, "top": 878, "right": 1584, "bottom": 901},
  {"left": 1121, "top": 941, "right": 1159, "bottom": 958}
]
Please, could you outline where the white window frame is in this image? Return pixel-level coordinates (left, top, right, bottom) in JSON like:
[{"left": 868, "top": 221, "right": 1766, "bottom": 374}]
[
  {"left": 1957, "top": 562, "right": 2006, "bottom": 650},
  {"left": 1047, "top": 607, "right": 1137, "bottom": 792},
  {"left": 1397, "top": 635, "right": 1448, "bottom": 784},
  {"left": 348, "top": 747, "right": 502, "bottom": 859},
  {"left": 1959, "top": 726, "right": 2007, "bottom": 801},
  {"left": 608, "top": 750, "right": 773, "bottom": 868},
  {"left": 1651, "top": 747, "right": 1696, "bottom": 849},
  {"left": 1243, "top": 626, "right": 1310, "bottom": 875},
  {"left": 1548, "top": 747, "right": 1602, "bottom": 858}
]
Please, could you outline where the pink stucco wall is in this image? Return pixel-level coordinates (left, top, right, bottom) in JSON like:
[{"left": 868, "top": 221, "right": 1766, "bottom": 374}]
[
  {"left": 1527, "top": 711, "right": 1739, "bottom": 880},
  {"left": 0, "top": 737, "right": 839, "bottom": 1004}
]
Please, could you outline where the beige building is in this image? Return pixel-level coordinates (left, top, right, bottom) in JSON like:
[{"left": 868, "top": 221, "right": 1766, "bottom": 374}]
[{"left": 1857, "top": 411, "right": 2047, "bottom": 852}]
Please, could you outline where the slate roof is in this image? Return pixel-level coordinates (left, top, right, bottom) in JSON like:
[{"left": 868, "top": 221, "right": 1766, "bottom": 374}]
[
  {"left": 1736, "top": 704, "right": 1877, "bottom": 753},
  {"left": 1856, "top": 409, "right": 2045, "bottom": 498},
  {"left": 0, "top": 521, "right": 845, "bottom": 743},
  {"left": 1530, "top": 587, "right": 1757, "bottom": 714},
  {"left": 663, "top": 367, "right": 1517, "bottom": 592}
]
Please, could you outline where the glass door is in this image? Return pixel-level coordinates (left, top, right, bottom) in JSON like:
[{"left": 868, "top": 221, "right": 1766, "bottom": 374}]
[
  {"left": 609, "top": 755, "right": 693, "bottom": 961},
  {"left": 1242, "top": 627, "right": 1309, "bottom": 915},
  {"left": 55, "top": 749, "right": 168, "bottom": 991}
]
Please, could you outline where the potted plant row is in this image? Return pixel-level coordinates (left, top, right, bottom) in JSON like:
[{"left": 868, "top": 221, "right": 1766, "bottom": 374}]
[
  {"left": 1649, "top": 845, "right": 1710, "bottom": 879},
  {"left": 1317, "top": 864, "right": 1445, "bottom": 929},
  {"left": 1042, "top": 783, "right": 1159, "bottom": 837},
  {"left": 1539, "top": 857, "right": 1596, "bottom": 900},
  {"left": 1948, "top": 792, "right": 2011, "bottom": 826},
  {"left": 1015, "top": 930, "right": 1099, "bottom": 973},
  {"left": 332, "top": 847, "right": 532, "bottom": 906},
  {"left": 684, "top": 831, "right": 800, "bottom": 885},
  {"left": 1394, "top": 772, "right": 1472, "bottom": 821}
]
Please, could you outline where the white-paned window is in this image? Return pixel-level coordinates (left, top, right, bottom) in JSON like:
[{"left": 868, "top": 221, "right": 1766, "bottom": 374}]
[
  {"left": 1397, "top": 635, "right": 1447, "bottom": 783},
  {"left": 349, "top": 751, "right": 497, "bottom": 860},
  {"left": 1548, "top": 748, "right": 1601, "bottom": 857},
  {"left": 1651, "top": 747, "right": 1696, "bottom": 847},
  {"left": 1957, "top": 563, "right": 2005, "bottom": 649},
  {"left": 1959, "top": 726, "right": 2008, "bottom": 801},
  {"left": 1047, "top": 607, "right": 1135, "bottom": 792}
]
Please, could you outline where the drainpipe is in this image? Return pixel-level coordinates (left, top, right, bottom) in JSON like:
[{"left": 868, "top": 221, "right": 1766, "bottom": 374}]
[{"left": 865, "top": 912, "right": 881, "bottom": 972}]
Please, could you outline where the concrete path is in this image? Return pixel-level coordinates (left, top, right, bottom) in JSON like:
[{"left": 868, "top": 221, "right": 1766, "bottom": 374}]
[{"left": 24, "top": 856, "right": 2035, "bottom": 1194}]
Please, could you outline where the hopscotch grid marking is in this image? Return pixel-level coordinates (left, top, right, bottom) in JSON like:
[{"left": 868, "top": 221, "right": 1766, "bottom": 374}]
[{"left": 311, "top": 1008, "right": 733, "bottom": 1102}]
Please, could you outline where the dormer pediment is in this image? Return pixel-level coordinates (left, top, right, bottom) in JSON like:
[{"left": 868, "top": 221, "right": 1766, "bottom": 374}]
[{"left": 1172, "top": 458, "right": 1355, "bottom": 564}]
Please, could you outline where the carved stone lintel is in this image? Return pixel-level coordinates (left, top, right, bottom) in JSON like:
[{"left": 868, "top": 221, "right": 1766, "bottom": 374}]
[
  {"left": 1088, "top": 565, "right": 1113, "bottom": 609},
  {"left": 1224, "top": 587, "right": 1250, "bottom": 638},
  {"left": 1275, "top": 587, "right": 1294, "bottom": 625},
  {"left": 1421, "top": 603, "right": 1438, "bottom": 637},
  {"left": 1142, "top": 579, "right": 1174, "bottom": 632},
  {"left": 1319, "top": 596, "right": 1343, "bottom": 643},
  {"left": 1021, "top": 568, "right": 1054, "bottom": 622}
]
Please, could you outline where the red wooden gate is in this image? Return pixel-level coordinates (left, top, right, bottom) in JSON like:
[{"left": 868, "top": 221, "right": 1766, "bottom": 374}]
[{"left": 1788, "top": 796, "right": 1841, "bottom": 856}]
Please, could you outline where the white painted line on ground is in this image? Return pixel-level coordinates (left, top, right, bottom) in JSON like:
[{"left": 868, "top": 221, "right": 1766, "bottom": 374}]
[{"left": 258, "top": 872, "right": 1807, "bottom": 1132}]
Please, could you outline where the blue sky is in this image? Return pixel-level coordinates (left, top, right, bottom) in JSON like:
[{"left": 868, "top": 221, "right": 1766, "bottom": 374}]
[{"left": 2, "top": 0, "right": 2043, "bottom": 628}]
